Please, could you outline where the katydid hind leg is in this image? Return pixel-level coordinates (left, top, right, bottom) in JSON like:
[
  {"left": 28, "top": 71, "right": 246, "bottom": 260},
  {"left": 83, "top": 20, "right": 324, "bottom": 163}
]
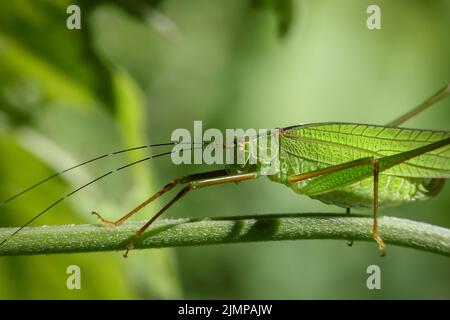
[
  {"left": 387, "top": 84, "right": 450, "bottom": 203},
  {"left": 387, "top": 83, "right": 450, "bottom": 127}
]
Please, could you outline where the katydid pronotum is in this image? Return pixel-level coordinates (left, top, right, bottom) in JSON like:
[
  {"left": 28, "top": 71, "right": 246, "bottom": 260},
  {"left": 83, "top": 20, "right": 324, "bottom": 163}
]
[{"left": 1, "top": 84, "right": 449, "bottom": 257}]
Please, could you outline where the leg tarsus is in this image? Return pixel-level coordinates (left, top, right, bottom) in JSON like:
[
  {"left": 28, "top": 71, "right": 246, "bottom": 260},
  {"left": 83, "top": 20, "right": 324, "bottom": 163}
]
[
  {"left": 372, "top": 158, "right": 386, "bottom": 257},
  {"left": 92, "top": 211, "right": 117, "bottom": 227},
  {"left": 374, "top": 234, "right": 386, "bottom": 257},
  {"left": 123, "top": 242, "right": 134, "bottom": 258},
  {"left": 346, "top": 207, "right": 354, "bottom": 247}
]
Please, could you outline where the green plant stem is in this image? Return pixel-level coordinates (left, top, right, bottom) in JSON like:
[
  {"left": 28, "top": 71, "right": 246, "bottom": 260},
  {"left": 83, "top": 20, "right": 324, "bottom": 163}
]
[{"left": 0, "top": 213, "right": 449, "bottom": 257}]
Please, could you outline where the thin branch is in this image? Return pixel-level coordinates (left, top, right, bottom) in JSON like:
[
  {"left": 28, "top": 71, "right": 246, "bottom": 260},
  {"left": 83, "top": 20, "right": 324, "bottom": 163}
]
[{"left": 0, "top": 213, "right": 449, "bottom": 257}]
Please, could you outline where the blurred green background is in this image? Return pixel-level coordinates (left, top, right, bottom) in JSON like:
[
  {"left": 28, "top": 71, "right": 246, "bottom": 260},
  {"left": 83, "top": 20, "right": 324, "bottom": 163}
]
[{"left": 0, "top": 0, "right": 449, "bottom": 299}]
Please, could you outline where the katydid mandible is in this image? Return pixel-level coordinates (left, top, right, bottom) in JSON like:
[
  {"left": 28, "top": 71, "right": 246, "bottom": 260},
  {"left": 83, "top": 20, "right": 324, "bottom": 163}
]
[{"left": 1, "top": 84, "right": 449, "bottom": 257}]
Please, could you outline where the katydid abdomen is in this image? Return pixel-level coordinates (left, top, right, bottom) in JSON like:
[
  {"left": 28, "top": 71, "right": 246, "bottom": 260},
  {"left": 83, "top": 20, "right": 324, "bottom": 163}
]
[
  {"left": 268, "top": 150, "right": 446, "bottom": 208},
  {"left": 264, "top": 122, "right": 450, "bottom": 209},
  {"left": 294, "top": 175, "right": 444, "bottom": 209}
]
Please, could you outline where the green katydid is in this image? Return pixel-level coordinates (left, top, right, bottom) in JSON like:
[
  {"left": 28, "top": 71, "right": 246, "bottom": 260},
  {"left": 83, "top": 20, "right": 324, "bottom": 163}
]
[{"left": 1, "top": 84, "right": 449, "bottom": 257}]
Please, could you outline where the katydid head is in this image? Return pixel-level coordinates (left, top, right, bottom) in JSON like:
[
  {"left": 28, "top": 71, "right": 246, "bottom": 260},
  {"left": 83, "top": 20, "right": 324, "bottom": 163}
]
[
  {"left": 224, "top": 135, "right": 254, "bottom": 175},
  {"left": 225, "top": 129, "right": 281, "bottom": 177}
]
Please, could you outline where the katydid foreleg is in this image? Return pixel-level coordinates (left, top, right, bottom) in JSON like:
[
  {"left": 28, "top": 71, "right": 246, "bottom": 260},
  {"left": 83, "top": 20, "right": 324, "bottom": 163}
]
[
  {"left": 123, "top": 172, "right": 258, "bottom": 257},
  {"left": 92, "top": 169, "right": 228, "bottom": 226}
]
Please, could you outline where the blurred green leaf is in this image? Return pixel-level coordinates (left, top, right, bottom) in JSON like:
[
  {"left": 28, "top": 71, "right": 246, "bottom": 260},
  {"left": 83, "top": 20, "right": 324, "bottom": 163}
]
[
  {"left": 252, "top": 0, "right": 294, "bottom": 37},
  {"left": 0, "top": 0, "right": 449, "bottom": 300}
]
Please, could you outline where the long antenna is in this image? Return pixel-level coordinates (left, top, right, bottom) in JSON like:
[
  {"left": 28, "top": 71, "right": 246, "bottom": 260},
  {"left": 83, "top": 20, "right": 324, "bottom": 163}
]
[
  {"left": 0, "top": 142, "right": 198, "bottom": 206},
  {"left": 0, "top": 145, "right": 211, "bottom": 247},
  {"left": 1, "top": 132, "right": 272, "bottom": 246}
]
